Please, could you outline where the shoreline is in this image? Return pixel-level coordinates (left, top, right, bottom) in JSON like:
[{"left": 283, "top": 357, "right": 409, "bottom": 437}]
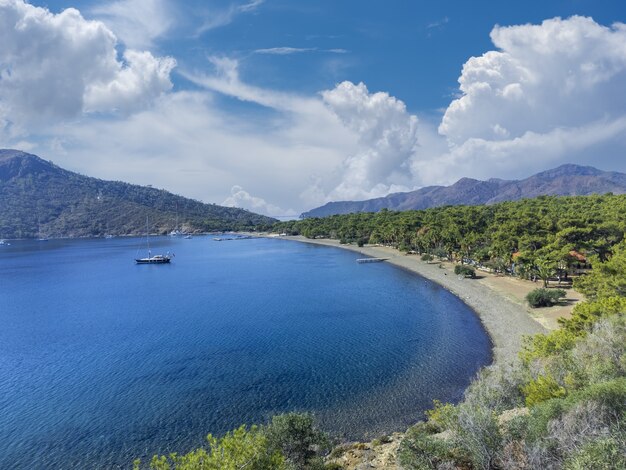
[{"left": 278, "top": 235, "right": 564, "bottom": 364}]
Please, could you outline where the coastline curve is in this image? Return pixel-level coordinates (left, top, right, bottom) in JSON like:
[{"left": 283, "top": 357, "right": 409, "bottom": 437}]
[{"left": 281, "top": 236, "right": 547, "bottom": 364}]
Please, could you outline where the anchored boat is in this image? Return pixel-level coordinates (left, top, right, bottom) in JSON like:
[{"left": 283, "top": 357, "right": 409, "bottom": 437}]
[{"left": 135, "top": 217, "right": 172, "bottom": 264}]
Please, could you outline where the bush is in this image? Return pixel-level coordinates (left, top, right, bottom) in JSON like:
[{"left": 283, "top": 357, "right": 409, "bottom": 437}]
[
  {"left": 398, "top": 423, "right": 464, "bottom": 470},
  {"left": 454, "top": 265, "right": 476, "bottom": 278},
  {"left": 526, "top": 288, "right": 566, "bottom": 308},
  {"left": 265, "top": 413, "right": 330, "bottom": 469},
  {"left": 421, "top": 254, "right": 434, "bottom": 262},
  {"left": 134, "top": 425, "right": 285, "bottom": 470},
  {"left": 563, "top": 435, "right": 626, "bottom": 470},
  {"left": 523, "top": 375, "right": 567, "bottom": 407}
]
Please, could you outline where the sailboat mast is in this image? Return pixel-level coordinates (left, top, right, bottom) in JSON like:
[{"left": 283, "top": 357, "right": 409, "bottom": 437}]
[{"left": 146, "top": 216, "right": 150, "bottom": 256}]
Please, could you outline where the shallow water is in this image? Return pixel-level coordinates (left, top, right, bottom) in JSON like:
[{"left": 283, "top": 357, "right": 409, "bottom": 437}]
[{"left": 0, "top": 236, "right": 491, "bottom": 468}]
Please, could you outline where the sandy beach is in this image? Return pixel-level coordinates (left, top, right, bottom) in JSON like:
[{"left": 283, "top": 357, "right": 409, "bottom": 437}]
[{"left": 278, "top": 236, "right": 582, "bottom": 364}]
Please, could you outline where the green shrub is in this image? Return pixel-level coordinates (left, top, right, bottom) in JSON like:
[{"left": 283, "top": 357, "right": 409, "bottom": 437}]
[
  {"left": 520, "top": 329, "right": 579, "bottom": 364},
  {"left": 134, "top": 425, "right": 285, "bottom": 470},
  {"left": 523, "top": 375, "right": 567, "bottom": 407},
  {"left": 265, "top": 413, "right": 330, "bottom": 469},
  {"left": 454, "top": 265, "right": 476, "bottom": 278},
  {"left": 421, "top": 254, "right": 433, "bottom": 262},
  {"left": 564, "top": 436, "right": 626, "bottom": 470},
  {"left": 398, "top": 423, "right": 465, "bottom": 470},
  {"left": 526, "top": 288, "right": 566, "bottom": 308},
  {"left": 425, "top": 400, "right": 458, "bottom": 432}
]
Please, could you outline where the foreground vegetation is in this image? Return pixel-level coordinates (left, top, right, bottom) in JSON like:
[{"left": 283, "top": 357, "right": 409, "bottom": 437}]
[
  {"left": 397, "top": 243, "right": 626, "bottom": 469},
  {"left": 133, "top": 413, "right": 332, "bottom": 470}
]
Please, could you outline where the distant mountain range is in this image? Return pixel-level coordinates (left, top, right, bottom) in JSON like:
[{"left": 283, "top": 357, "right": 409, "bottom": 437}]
[
  {"left": 0, "top": 149, "right": 275, "bottom": 239},
  {"left": 301, "top": 164, "right": 626, "bottom": 218}
]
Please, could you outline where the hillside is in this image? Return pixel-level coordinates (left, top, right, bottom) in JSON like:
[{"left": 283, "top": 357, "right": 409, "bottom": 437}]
[
  {"left": 0, "top": 149, "right": 276, "bottom": 238},
  {"left": 302, "top": 164, "right": 626, "bottom": 217}
]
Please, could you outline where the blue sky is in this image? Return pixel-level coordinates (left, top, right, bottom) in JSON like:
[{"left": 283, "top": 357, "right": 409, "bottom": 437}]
[{"left": 2, "top": 0, "right": 626, "bottom": 215}]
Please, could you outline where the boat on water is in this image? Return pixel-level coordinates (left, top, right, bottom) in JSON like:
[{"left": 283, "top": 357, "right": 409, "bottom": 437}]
[
  {"left": 0, "top": 239, "right": 9, "bottom": 246},
  {"left": 135, "top": 218, "right": 172, "bottom": 264},
  {"left": 135, "top": 253, "right": 171, "bottom": 264}
]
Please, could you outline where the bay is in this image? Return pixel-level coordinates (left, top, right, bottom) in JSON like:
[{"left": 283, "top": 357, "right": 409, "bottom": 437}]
[{"left": 0, "top": 236, "right": 491, "bottom": 468}]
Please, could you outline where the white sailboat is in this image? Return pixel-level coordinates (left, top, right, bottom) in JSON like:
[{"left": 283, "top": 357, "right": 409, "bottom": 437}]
[{"left": 135, "top": 217, "right": 172, "bottom": 264}]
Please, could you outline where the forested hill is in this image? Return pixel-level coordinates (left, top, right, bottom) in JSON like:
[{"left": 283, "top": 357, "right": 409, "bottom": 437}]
[
  {"left": 0, "top": 149, "right": 276, "bottom": 239},
  {"left": 302, "top": 164, "right": 626, "bottom": 217}
]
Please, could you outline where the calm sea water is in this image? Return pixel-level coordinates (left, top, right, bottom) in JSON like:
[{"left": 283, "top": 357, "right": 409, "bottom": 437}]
[{"left": 0, "top": 236, "right": 491, "bottom": 469}]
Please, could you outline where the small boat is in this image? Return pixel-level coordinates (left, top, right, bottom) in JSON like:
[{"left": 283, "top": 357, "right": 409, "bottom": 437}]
[
  {"left": 136, "top": 217, "right": 172, "bottom": 264},
  {"left": 0, "top": 239, "right": 9, "bottom": 246},
  {"left": 135, "top": 253, "right": 171, "bottom": 264},
  {"left": 184, "top": 234, "right": 192, "bottom": 239}
]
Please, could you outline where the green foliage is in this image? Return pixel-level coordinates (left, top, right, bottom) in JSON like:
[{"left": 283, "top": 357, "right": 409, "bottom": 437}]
[
  {"left": 560, "top": 295, "right": 626, "bottom": 333},
  {"left": 425, "top": 400, "right": 458, "bottom": 433},
  {"left": 275, "top": 194, "right": 626, "bottom": 273},
  {"left": 420, "top": 253, "right": 433, "bottom": 262},
  {"left": 526, "top": 288, "right": 566, "bottom": 308},
  {"left": 134, "top": 425, "right": 285, "bottom": 470},
  {"left": 563, "top": 435, "right": 626, "bottom": 470},
  {"left": 574, "top": 241, "right": 626, "bottom": 300},
  {"left": 522, "top": 375, "right": 567, "bottom": 407},
  {"left": 0, "top": 153, "right": 275, "bottom": 238},
  {"left": 454, "top": 265, "right": 476, "bottom": 278},
  {"left": 398, "top": 422, "right": 467, "bottom": 470},
  {"left": 135, "top": 413, "right": 330, "bottom": 470},
  {"left": 264, "top": 413, "right": 330, "bottom": 470}
]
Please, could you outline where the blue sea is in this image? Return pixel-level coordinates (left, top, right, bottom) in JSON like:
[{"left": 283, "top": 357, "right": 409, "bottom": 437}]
[{"left": 0, "top": 236, "right": 491, "bottom": 469}]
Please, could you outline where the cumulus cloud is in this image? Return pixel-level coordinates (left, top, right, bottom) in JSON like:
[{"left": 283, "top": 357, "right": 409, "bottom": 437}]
[
  {"left": 222, "top": 186, "right": 295, "bottom": 217},
  {"left": 320, "top": 81, "right": 419, "bottom": 201},
  {"left": 0, "top": 0, "right": 175, "bottom": 130},
  {"left": 90, "top": 0, "right": 174, "bottom": 49},
  {"left": 436, "top": 16, "right": 626, "bottom": 179}
]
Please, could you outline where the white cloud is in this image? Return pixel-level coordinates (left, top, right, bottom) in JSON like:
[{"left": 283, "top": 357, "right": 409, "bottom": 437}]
[
  {"left": 0, "top": 0, "right": 175, "bottom": 132},
  {"left": 439, "top": 16, "right": 626, "bottom": 173},
  {"left": 183, "top": 56, "right": 325, "bottom": 113},
  {"left": 5, "top": 9, "right": 626, "bottom": 217},
  {"left": 84, "top": 50, "right": 176, "bottom": 113},
  {"left": 186, "top": 62, "right": 420, "bottom": 205},
  {"left": 222, "top": 186, "right": 295, "bottom": 217},
  {"left": 254, "top": 47, "right": 317, "bottom": 55},
  {"left": 40, "top": 90, "right": 352, "bottom": 214},
  {"left": 90, "top": 0, "right": 174, "bottom": 49},
  {"left": 427, "top": 16, "right": 449, "bottom": 30},
  {"left": 253, "top": 47, "right": 349, "bottom": 55},
  {"left": 196, "top": 0, "right": 264, "bottom": 35},
  {"left": 320, "top": 81, "right": 419, "bottom": 201}
]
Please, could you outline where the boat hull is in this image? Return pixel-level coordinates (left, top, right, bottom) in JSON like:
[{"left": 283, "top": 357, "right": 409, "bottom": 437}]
[{"left": 135, "top": 257, "right": 171, "bottom": 264}]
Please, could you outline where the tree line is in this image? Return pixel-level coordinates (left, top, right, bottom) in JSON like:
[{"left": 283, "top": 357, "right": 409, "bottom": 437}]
[{"left": 276, "top": 194, "right": 626, "bottom": 282}]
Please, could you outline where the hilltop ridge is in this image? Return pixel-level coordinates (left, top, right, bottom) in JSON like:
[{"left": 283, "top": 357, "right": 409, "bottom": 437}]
[
  {"left": 0, "top": 149, "right": 275, "bottom": 238},
  {"left": 302, "top": 164, "right": 626, "bottom": 218}
]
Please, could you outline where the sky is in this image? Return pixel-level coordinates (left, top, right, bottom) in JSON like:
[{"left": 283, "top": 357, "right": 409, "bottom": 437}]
[{"left": 1, "top": 1, "right": 626, "bottom": 217}]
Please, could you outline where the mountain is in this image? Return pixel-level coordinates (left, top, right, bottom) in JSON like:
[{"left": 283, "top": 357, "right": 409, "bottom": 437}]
[
  {"left": 301, "top": 164, "right": 626, "bottom": 218},
  {"left": 0, "top": 149, "right": 276, "bottom": 239}
]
